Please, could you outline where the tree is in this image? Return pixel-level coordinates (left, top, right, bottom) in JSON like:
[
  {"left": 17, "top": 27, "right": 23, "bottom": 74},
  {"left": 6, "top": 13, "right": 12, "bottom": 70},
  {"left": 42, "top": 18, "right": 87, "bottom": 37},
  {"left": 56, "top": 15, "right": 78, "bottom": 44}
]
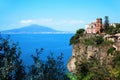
[
  {"left": 70, "top": 28, "right": 85, "bottom": 45},
  {"left": 105, "top": 51, "right": 120, "bottom": 80},
  {"left": 27, "top": 49, "right": 70, "bottom": 80},
  {"left": 0, "top": 35, "right": 26, "bottom": 80},
  {"left": 104, "top": 16, "right": 109, "bottom": 31},
  {"left": 0, "top": 34, "right": 70, "bottom": 80},
  {"left": 76, "top": 29, "right": 85, "bottom": 37},
  {"left": 105, "top": 26, "right": 117, "bottom": 35},
  {"left": 94, "top": 36, "right": 104, "bottom": 45}
]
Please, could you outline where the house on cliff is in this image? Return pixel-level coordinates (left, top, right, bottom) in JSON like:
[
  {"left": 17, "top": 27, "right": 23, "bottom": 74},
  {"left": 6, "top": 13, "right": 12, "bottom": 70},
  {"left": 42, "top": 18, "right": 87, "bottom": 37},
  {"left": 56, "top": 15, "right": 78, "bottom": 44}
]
[{"left": 86, "top": 18, "right": 103, "bottom": 33}]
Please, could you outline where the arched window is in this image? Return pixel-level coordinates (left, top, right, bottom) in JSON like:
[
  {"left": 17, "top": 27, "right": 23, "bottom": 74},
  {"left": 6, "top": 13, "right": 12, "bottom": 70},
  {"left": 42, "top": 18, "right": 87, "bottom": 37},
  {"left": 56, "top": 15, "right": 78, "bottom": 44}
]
[{"left": 91, "top": 26, "right": 93, "bottom": 28}]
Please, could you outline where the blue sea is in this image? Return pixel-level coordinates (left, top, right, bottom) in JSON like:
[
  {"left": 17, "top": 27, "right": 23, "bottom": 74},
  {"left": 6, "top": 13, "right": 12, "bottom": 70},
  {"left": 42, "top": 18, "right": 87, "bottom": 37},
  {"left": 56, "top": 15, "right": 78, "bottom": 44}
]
[{"left": 3, "top": 34, "right": 73, "bottom": 66}]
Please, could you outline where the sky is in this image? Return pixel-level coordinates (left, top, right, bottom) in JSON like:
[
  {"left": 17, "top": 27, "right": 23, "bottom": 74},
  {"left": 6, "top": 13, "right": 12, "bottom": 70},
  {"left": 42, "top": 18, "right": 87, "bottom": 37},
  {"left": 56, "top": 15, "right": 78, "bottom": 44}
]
[{"left": 0, "top": 0, "right": 120, "bottom": 32}]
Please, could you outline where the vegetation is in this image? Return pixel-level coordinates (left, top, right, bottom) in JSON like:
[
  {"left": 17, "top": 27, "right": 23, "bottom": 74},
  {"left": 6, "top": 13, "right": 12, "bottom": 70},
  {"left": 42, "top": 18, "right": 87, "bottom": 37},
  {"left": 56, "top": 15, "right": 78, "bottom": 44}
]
[
  {"left": 68, "top": 16, "right": 120, "bottom": 80},
  {"left": 102, "top": 16, "right": 120, "bottom": 34},
  {"left": 69, "top": 29, "right": 120, "bottom": 80},
  {"left": 1, "top": 16, "right": 120, "bottom": 80},
  {"left": 70, "top": 29, "right": 85, "bottom": 45},
  {"left": 104, "top": 16, "right": 109, "bottom": 31},
  {"left": 84, "top": 38, "right": 94, "bottom": 46},
  {"left": 71, "top": 49, "right": 120, "bottom": 80},
  {"left": 27, "top": 49, "right": 69, "bottom": 80},
  {"left": 0, "top": 35, "right": 69, "bottom": 80},
  {"left": 107, "top": 47, "right": 115, "bottom": 55},
  {"left": 105, "top": 24, "right": 120, "bottom": 35},
  {"left": 0, "top": 35, "right": 26, "bottom": 80},
  {"left": 84, "top": 35, "right": 113, "bottom": 46},
  {"left": 84, "top": 36, "right": 102, "bottom": 46},
  {"left": 69, "top": 25, "right": 120, "bottom": 79}
]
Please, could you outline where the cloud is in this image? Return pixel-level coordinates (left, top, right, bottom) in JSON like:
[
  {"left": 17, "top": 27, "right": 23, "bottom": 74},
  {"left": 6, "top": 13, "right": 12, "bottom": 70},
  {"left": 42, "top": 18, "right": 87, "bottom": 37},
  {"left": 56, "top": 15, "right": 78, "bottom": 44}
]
[
  {"left": 20, "top": 20, "right": 35, "bottom": 24},
  {"left": 62, "top": 20, "right": 84, "bottom": 25},
  {"left": 19, "top": 19, "right": 84, "bottom": 31},
  {"left": 20, "top": 19, "right": 84, "bottom": 25},
  {"left": 20, "top": 18, "right": 53, "bottom": 25}
]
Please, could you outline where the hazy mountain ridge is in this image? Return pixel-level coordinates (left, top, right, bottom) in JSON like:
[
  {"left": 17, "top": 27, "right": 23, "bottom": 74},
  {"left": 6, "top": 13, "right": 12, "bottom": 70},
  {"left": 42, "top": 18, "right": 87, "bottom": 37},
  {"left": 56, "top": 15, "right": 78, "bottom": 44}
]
[{"left": 1, "top": 24, "right": 63, "bottom": 34}]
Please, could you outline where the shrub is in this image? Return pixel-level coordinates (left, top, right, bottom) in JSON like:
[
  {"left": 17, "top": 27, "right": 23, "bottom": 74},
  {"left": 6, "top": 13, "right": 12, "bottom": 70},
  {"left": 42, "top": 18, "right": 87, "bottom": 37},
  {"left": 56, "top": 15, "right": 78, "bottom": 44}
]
[
  {"left": 107, "top": 47, "right": 115, "bottom": 55},
  {"left": 94, "top": 36, "right": 104, "bottom": 45},
  {"left": 27, "top": 49, "right": 70, "bottom": 80},
  {"left": 0, "top": 35, "right": 26, "bottom": 80},
  {"left": 84, "top": 38, "right": 94, "bottom": 46},
  {"left": 70, "top": 29, "right": 85, "bottom": 45}
]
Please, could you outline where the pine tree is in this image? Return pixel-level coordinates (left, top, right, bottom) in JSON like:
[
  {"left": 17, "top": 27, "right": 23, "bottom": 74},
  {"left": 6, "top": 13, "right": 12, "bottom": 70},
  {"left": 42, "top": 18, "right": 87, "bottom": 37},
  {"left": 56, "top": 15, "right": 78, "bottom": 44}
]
[{"left": 104, "top": 16, "right": 109, "bottom": 31}]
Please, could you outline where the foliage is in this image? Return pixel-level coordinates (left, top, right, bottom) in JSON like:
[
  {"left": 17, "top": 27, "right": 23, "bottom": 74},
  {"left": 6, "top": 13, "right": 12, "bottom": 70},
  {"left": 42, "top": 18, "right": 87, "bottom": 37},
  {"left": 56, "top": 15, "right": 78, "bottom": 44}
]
[
  {"left": 74, "top": 54, "right": 108, "bottom": 80},
  {"left": 72, "top": 33, "right": 119, "bottom": 79},
  {"left": 84, "top": 35, "right": 113, "bottom": 47},
  {"left": 116, "top": 24, "right": 120, "bottom": 33},
  {"left": 84, "top": 38, "right": 94, "bottom": 46},
  {"left": 74, "top": 58, "right": 96, "bottom": 80},
  {"left": 84, "top": 35, "right": 105, "bottom": 46},
  {"left": 69, "top": 16, "right": 120, "bottom": 80},
  {"left": 70, "top": 35, "right": 80, "bottom": 45},
  {"left": 0, "top": 35, "right": 26, "bottom": 80},
  {"left": 67, "top": 73, "right": 77, "bottom": 80},
  {"left": 107, "top": 47, "right": 115, "bottom": 55},
  {"left": 109, "top": 67, "right": 120, "bottom": 79},
  {"left": 102, "top": 16, "right": 120, "bottom": 34},
  {"left": 76, "top": 29, "right": 85, "bottom": 36},
  {"left": 73, "top": 49, "right": 120, "bottom": 80},
  {"left": 104, "top": 16, "right": 109, "bottom": 31},
  {"left": 105, "top": 26, "right": 117, "bottom": 35},
  {"left": 94, "top": 36, "right": 104, "bottom": 45},
  {"left": 108, "top": 51, "right": 120, "bottom": 79},
  {"left": 105, "top": 24, "right": 120, "bottom": 35},
  {"left": 0, "top": 35, "right": 70, "bottom": 80},
  {"left": 70, "top": 29, "right": 85, "bottom": 45},
  {"left": 27, "top": 49, "right": 70, "bottom": 80},
  {"left": 102, "top": 39, "right": 114, "bottom": 45}
]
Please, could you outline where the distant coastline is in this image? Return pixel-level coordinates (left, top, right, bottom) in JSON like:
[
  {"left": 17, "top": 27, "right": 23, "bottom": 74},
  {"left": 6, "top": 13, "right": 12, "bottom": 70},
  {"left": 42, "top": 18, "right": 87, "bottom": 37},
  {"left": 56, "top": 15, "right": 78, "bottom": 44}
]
[
  {"left": 0, "top": 24, "right": 75, "bottom": 34},
  {"left": 0, "top": 31, "right": 74, "bottom": 34}
]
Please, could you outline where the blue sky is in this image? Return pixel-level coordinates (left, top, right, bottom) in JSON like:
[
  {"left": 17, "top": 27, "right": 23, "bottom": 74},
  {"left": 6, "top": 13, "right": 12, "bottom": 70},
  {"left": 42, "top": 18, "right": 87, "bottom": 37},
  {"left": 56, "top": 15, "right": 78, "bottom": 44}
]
[{"left": 0, "top": 0, "right": 120, "bottom": 32}]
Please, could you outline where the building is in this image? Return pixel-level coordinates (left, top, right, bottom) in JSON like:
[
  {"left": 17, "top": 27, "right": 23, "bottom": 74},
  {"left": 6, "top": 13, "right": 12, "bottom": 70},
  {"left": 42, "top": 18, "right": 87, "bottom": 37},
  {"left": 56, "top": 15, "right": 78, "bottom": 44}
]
[
  {"left": 110, "top": 23, "right": 120, "bottom": 27},
  {"left": 86, "top": 18, "right": 102, "bottom": 33}
]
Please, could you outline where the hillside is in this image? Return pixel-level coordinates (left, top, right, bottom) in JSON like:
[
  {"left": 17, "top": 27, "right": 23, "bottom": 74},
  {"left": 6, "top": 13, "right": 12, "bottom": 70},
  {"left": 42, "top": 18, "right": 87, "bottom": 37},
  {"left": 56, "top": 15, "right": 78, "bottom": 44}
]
[{"left": 67, "top": 28, "right": 120, "bottom": 79}]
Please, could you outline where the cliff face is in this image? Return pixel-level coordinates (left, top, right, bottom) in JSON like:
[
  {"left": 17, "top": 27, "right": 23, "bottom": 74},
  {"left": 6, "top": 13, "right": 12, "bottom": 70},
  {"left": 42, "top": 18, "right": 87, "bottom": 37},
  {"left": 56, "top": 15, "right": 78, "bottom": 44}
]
[
  {"left": 67, "top": 34, "right": 114, "bottom": 73},
  {"left": 67, "top": 43, "right": 86, "bottom": 73}
]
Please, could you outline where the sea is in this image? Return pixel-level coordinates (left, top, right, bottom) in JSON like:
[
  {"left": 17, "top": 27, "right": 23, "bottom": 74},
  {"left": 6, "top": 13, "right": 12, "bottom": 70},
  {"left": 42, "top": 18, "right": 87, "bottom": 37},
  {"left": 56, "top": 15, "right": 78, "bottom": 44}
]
[{"left": 2, "top": 33, "right": 73, "bottom": 67}]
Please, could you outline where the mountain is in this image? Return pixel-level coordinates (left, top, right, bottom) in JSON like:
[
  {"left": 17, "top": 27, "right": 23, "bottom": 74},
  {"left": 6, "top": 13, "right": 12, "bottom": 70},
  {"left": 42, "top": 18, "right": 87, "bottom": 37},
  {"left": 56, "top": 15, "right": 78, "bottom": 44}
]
[{"left": 1, "top": 24, "right": 60, "bottom": 34}]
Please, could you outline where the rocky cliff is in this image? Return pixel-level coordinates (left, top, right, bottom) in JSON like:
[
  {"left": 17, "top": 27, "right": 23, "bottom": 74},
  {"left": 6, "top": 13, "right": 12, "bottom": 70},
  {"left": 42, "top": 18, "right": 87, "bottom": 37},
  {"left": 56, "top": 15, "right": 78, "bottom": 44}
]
[{"left": 67, "top": 33, "right": 118, "bottom": 73}]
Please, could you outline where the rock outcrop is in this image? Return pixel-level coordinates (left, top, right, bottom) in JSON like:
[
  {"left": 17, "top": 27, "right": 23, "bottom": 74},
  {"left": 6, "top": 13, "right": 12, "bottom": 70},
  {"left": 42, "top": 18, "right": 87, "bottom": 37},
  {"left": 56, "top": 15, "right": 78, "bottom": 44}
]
[{"left": 67, "top": 33, "right": 120, "bottom": 73}]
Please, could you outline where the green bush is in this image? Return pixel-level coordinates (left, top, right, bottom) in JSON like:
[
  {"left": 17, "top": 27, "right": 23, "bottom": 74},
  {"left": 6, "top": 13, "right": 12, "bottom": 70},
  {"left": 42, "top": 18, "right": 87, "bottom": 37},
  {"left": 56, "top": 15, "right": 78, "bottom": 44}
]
[
  {"left": 94, "top": 36, "right": 104, "bottom": 45},
  {"left": 76, "top": 29, "right": 85, "bottom": 36},
  {"left": 84, "top": 38, "right": 94, "bottom": 46},
  {"left": 105, "top": 24, "right": 120, "bottom": 35},
  {"left": 84, "top": 36, "right": 104, "bottom": 46},
  {"left": 105, "top": 26, "right": 117, "bottom": 35},
  {"left": 70, "top": 29, "right": 85, "bottom": 45},
  {"left": 70, "top": 35, "right": 80, "bottom": 45},
  {"left": 107, "top": 47, "right": 115, "bottom": 55}
]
